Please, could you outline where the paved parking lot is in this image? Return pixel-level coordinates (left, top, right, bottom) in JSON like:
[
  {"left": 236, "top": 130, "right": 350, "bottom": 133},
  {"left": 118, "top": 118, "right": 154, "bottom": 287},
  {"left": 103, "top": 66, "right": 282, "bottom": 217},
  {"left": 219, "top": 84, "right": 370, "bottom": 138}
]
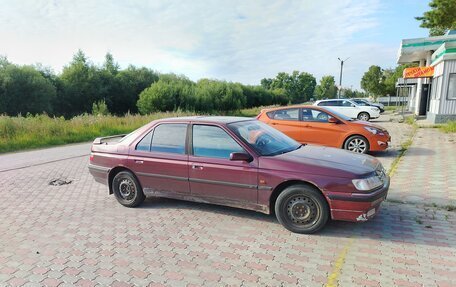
[{"left": 0, "top": 115, "right": 455, "bottom": 287}]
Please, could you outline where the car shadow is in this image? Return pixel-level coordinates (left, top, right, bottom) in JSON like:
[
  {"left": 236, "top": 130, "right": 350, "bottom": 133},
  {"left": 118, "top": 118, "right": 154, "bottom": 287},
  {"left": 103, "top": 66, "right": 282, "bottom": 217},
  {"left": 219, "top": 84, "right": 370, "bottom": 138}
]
[
  {"left": 370, "top": 149, "right": 399, "bottom": 159},
  {"left": 371, "top": 147, "right": 435, "bottom": 158},
  {"left": 138, "top": 197, "right": 455, "bottom": 248}
]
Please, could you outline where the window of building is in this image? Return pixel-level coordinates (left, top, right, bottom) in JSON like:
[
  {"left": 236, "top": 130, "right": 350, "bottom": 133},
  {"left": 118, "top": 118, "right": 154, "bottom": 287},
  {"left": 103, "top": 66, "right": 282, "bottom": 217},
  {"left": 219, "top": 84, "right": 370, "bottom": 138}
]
[{"left": 448, "top": 74, "right": 456, "bottom": 100}]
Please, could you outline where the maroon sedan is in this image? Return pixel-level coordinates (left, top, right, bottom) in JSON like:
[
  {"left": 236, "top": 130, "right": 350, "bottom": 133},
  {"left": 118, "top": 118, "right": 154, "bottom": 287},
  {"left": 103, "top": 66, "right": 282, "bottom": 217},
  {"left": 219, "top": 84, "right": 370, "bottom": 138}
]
[{"left": 89, "top": 116, "right": 389, "bottom": 234}]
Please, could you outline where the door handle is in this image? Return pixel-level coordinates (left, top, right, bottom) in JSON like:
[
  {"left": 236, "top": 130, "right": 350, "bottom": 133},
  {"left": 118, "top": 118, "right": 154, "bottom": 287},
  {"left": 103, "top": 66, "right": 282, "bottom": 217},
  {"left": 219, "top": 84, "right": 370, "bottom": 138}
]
[
  {"left": 271, "top": 122, "right": 278, "bottom": 125},
  {"left": 192, "top": 165, "right": 203, "bottom": 170},
  {"left": 135, "top": 160, "right": 144, "bottom": 164}
]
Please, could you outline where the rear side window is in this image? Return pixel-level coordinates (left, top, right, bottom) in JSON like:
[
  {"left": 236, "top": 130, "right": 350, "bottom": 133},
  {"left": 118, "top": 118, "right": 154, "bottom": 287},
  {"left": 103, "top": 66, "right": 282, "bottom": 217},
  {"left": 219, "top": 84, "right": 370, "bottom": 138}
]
[
  {"left": 192, "top": 125, "right": 244, "bottom": 159},
  {"left": 271, "top": 108, "right": 299, "bottom": 120},
  {"left": 136, "top": 131, "right": 153, "bottom": 151},
  {"left": 150, "top": 124, "right": 187, "bottom": 154}
]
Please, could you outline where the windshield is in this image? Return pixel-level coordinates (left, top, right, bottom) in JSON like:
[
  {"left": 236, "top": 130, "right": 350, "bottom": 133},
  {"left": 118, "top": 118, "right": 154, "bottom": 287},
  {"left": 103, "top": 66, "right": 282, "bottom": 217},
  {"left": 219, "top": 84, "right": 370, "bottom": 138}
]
[
  {"left": 318, "top": 106, "right": 354, "bottom": 121},
  {"left": 228, "top": 120, "right": 301, "bottom": 156}
]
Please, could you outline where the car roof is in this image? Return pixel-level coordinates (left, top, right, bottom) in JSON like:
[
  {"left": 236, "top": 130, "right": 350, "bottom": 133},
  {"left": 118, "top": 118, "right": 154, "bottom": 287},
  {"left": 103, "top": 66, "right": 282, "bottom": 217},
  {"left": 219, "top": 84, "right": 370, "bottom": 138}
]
[
  {"left": 155, "top": 116, "right": 254, "bottom": 124},
  {"left": 265, "top": 105, "right": 320, "bottom": 111}
]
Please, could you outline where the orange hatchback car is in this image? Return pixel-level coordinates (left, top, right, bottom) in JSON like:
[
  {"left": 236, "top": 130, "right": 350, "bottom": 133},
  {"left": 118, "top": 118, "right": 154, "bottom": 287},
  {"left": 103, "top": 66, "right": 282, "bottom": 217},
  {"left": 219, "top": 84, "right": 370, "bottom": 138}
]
[{"left": 257, "top": 105, "right": 391, "bottom": 153}]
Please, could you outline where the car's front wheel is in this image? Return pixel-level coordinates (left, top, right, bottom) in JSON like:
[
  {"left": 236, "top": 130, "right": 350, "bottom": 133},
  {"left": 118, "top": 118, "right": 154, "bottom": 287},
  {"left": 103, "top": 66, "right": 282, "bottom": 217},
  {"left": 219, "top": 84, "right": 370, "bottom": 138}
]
[
  {"left": 112, "top": 171, "right": 145, "bottom": 207},
  {"left": 344, "top": 135, "right": 369, "bottom": 154},
  {"left": 275, "top": 184, "right": 329, "bottom": 234}
]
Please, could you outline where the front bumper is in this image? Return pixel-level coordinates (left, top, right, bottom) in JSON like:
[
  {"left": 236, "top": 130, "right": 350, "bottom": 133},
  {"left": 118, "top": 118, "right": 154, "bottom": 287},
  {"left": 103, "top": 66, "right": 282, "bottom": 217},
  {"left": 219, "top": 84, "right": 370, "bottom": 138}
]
[
  {"left": 370, "top": 134, "right": 391, "bottom": 151},
  {"left": 327, "top": 176, "right": 390, "bottom": 222}
]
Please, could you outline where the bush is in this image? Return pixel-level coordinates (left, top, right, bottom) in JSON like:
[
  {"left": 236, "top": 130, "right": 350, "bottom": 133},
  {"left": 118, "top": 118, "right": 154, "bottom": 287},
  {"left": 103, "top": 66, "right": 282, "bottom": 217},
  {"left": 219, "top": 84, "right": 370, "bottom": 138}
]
[{"left": 92, "top": 100, "right": 110, "bottom": 116}]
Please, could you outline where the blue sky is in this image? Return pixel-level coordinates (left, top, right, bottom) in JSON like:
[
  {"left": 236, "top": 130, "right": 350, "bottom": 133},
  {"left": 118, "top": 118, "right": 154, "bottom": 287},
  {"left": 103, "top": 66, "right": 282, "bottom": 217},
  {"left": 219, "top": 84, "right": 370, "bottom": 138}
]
[{"left": 0, "top": 0, "right": 430, "bottom": 90}]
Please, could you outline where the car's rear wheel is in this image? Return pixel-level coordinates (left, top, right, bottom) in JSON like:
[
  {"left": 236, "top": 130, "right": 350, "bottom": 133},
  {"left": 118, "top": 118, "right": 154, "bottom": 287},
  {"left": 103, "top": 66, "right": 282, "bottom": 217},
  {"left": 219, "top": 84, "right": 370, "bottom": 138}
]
[
  {"left": 344, "top": 135, "right": 369, "bottom": 154},
  {"left": 112, "top": 171, "right": 145, "bottom": 207},
  {"left": 275, "top": 184, "right": 329, "bottom": 234},
  {"left": 357, "top": 112, "right": 370, "bottom": 121}
]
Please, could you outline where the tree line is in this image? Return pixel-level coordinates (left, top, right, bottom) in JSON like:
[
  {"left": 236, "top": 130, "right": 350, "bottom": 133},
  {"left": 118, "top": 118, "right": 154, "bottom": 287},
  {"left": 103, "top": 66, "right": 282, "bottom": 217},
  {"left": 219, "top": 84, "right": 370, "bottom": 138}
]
[
  {"left": 0, "top": 50, "right": 366, "bottom": 117},
  {"left": 360, "top": 64, "right": 417, "bottom": 99}
]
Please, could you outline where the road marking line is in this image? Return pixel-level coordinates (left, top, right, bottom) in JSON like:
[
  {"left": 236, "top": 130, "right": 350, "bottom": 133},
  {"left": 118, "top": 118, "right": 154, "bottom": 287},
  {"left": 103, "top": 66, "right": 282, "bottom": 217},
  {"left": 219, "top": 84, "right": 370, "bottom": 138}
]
[
  {"left": 0, "top": 154, "right": 89, "bottom": 173},
  {"left": 325, "top": 238, "right": 355, "bottom": 287}
]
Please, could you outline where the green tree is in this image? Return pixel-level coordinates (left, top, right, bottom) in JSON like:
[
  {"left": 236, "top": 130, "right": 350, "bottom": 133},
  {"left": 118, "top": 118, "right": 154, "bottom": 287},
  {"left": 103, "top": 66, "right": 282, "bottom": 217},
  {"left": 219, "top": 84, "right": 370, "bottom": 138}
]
[
  {"left": 137, "top": 74, "right": 194, "bottom": 114},
  {"left": 0, "top": 64, "right": 56, "bottom": 115},
  {"left": 314, "top": 75, "right": 337, "bottom": 100},
  {"left": 416, "top": 0, "right": 456, "bottom": 36},
  {"left": 268, "top": 71, "right": 316, "bottom": 103},
  {"left": 111, "top": 65, "right": 159, "bottom": 114},
  {"left": 360, "top": 65, "right": 385, "bottom": 99},
  {"left": 57, "top": 50, "right": 100, "bottom": 117},
  {"left": 383, "top": 64, "right": 418, "bottom": 96}
]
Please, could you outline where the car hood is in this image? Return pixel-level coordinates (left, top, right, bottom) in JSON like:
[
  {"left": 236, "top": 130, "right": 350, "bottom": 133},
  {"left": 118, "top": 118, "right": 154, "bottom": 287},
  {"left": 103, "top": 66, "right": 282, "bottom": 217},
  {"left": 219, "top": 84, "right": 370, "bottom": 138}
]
[
  {"left": 348, "top": 120, "right": 388, "bottom": 132},
  {"left": 262, "top": 145, "right": 380, "bottom": 178}
]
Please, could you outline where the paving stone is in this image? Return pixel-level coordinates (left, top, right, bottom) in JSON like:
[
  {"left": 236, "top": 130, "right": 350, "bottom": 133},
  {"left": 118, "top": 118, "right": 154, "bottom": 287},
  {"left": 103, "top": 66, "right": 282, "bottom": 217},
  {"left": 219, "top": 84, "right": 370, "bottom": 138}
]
[{"left": 0, "top": 119, "right": 455, "bottom": 287}]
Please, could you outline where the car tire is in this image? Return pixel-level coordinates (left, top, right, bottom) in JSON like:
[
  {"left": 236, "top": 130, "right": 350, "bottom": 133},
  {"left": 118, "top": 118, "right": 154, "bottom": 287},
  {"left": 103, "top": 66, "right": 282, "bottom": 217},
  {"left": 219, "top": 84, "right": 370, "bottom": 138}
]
[
  {"left": 344, "top": 135, "right": 370, "bottom": 154},
  {"left": 112, "top": 171, "right": 145, "bottom": 207},
  {"left": 357, "top": 112, "right": 370, "bottom": 121},
  {"left": 275, "top": 184, "right": 329, "bottom": 234}
]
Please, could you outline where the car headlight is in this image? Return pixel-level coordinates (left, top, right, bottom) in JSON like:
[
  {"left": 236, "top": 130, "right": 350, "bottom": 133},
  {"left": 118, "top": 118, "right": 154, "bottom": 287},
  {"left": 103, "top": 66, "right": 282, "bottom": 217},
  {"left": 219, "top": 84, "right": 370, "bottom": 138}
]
[
  {"left": 352, "top": 176, "right": 383, "bottom": 191},
  {"left": 364, "top": 126, "right": 384, "bottom": 135},
  {"left": 371, "top": 107, "right": 379, "bottom": 111}
]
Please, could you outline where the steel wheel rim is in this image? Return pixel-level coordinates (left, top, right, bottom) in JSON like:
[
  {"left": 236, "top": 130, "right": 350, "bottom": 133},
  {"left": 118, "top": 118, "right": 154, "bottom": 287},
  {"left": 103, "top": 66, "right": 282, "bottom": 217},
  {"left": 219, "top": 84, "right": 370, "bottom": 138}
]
[
  {"left": 286, "top": 195, "right": 319, "bottom": 227},
  {"left": 119, "top": 179, "right": 136, "bottom": 201},
  {"left": 359, "top": 113, "right": 369, "bottom": 121},
  {"left": 348, "top": 138, "right": 367, "bottom": 153}
]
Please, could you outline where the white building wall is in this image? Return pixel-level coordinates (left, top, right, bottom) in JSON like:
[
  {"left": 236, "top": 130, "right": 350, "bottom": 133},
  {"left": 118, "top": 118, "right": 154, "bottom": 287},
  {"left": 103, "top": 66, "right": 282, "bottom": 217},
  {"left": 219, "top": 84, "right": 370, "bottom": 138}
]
[
  {"left": 429, "top": 62, "right": 444, "bottom": 114},
  {"left": 439, "top": 60, "right": 456, "bottom": 114}
]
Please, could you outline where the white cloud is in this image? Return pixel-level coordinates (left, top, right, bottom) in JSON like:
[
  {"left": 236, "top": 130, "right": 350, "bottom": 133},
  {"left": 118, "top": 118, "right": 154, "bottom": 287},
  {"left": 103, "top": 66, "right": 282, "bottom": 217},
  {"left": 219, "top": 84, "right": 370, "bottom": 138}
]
[{"left": 0, "top": 0, "right": 392, "bottom": 89}]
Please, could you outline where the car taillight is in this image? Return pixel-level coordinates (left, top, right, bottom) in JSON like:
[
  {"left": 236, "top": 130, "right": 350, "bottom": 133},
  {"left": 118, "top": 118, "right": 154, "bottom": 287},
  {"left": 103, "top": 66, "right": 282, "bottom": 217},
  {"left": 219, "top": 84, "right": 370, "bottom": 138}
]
[{"left": 89, "top": 155, "right": 94, "bottom": 161}]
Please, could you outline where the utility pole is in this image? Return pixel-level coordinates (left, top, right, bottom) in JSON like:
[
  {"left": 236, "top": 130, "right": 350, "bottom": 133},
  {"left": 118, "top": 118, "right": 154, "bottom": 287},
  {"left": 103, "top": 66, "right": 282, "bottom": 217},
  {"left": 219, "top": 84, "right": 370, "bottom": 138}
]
[{"left": 337, "top": 57, "right": 350, "bottom": 98}]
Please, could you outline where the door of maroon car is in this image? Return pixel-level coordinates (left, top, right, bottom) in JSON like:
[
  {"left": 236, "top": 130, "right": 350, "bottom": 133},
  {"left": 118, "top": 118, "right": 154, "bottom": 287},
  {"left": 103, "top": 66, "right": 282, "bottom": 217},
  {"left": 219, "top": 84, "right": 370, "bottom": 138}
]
[
  {"left": 128, "top": 123, "right": 190, "bottom": 194},
  {"left": 189, "top": 124, "right": 258, "bottom": 204}
]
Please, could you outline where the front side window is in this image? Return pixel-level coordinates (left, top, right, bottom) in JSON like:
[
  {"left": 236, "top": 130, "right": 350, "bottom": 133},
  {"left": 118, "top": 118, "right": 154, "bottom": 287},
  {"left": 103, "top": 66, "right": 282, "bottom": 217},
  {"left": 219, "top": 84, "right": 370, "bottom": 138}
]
[
  {"left": 150, "top": 124, "right": 187, "bottom": 154},
  {"left": 301, "top": 108, "right": 331, "bottom": 122},
  {"left": 271, "top": 108, "right": 299, "bottom": 121},
  {"left": 319, "top": 100, "right": 339, "bottom": 106},
  {"left": 192, "top": 125, "right": 245, "bottom": 159},
  {"left": 341, "top": 100, "right": 354, "bottom": 107},
  {"left": 448, "top": 74, "right": 456, "bottom": 100}
]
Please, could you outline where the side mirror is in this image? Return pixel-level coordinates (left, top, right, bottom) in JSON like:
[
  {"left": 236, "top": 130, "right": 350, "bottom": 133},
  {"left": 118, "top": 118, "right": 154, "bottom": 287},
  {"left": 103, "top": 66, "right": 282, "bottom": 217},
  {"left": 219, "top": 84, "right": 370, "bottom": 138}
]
[
  {"left": 230, "top": 152, "right": 253, "bottom": 162},
  {"left": 351, "top": 104, "right": 357, "bottom": 107},
  {"left": 328, "top": 117, "right": 338, "bottom": 124}
]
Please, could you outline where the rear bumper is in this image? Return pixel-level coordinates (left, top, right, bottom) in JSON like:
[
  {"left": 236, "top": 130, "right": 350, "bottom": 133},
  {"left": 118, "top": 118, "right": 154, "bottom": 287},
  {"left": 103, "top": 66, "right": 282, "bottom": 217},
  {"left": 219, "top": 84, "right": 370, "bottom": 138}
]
[
  {"left": 88, "top": 164, "right": 110, "bottom": 185},
  {"left": 327, "top": 178, "right": 389, "bottom": 222}
]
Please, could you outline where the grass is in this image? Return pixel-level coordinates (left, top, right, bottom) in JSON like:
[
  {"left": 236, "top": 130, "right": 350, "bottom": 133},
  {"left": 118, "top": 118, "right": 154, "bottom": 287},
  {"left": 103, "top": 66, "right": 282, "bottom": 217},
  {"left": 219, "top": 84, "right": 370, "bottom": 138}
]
[
  {"left": 404, "top": 115, "right": 416, "bottom": 125},
  {"left": 440, "top": 120, "right": 456, "bottom": 133},
  {"left": 387, "top": 125, "right": 417, "bottom": 177},
  {"left": 0, "top": 106, "right": 266, "bottom": 153}
]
